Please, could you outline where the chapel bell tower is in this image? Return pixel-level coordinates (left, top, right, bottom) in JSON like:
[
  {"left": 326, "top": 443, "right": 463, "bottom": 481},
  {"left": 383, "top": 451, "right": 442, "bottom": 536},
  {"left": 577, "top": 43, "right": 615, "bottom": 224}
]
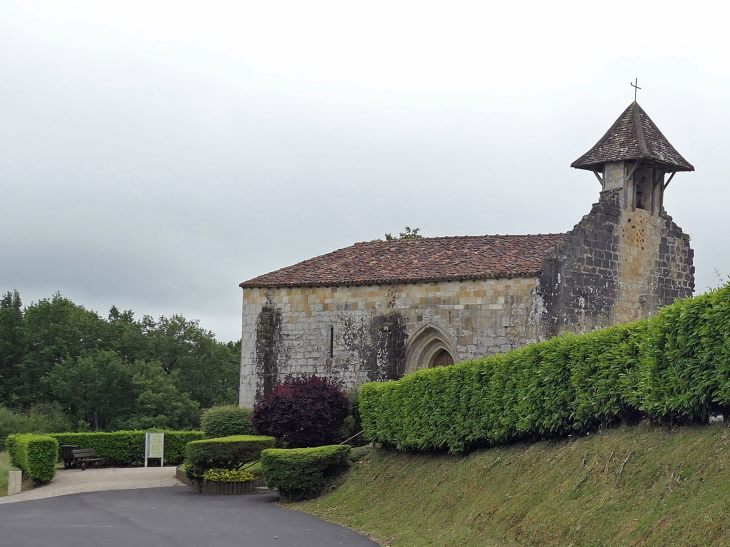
[
  {"left": 571, "top": 101, "right": 694, "bottom": 213},
  {"left": 539, "top": 100, "right": 695, "bottom": 337}
]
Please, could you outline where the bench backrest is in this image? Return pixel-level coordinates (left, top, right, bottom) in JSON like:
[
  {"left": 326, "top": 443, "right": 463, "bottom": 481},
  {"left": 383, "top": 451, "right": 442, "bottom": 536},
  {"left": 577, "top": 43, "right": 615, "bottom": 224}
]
[{"left": 72, "top": 448, "right": 97, "bottom": 458}]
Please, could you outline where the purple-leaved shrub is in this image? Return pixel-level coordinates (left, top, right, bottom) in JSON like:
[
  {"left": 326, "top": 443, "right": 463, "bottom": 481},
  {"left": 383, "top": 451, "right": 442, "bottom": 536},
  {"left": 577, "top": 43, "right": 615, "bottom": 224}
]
[{"left": 252, "top": 375, "right": 350, "bottom": 448}]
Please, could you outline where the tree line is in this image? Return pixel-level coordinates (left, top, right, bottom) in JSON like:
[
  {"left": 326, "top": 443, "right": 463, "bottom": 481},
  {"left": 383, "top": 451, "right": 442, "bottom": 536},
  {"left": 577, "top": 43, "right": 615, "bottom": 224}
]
[{"left": 0, "top": 290, "right": 239, "bottom": 434}]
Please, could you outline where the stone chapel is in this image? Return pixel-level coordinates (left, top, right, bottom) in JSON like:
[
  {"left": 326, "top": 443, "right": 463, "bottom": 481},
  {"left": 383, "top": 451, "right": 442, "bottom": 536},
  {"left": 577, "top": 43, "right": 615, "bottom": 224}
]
[{"left": 238, "top": 101, "right": 695, "bottom": 407}]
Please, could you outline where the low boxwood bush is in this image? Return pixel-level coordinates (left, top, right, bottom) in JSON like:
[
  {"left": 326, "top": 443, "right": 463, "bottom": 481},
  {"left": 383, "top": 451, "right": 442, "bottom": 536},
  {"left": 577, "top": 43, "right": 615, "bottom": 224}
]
[
  {"left": 260, "top": 445, "right": 350, "bottom": 502},
  {"left": 49, "top": 431, "right": 203, "bottom": 466},
  {"left": 361, "top": 282, "right": 730, "bottom": 454},
  {"left": 201, "top": 405, "right": 256, "bottom": 438},
  {"left": 7, "top": 434, "right": 58, "bottom": 482},
  {"left": 185, "top": 435, "right": 275, "bottom": 478}
]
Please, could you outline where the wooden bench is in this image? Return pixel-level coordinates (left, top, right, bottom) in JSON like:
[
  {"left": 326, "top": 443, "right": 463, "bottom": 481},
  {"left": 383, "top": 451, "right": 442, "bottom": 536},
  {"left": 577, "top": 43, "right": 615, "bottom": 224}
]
[{"left": 71, "top": 448, "right": 105, "bottom": 470}]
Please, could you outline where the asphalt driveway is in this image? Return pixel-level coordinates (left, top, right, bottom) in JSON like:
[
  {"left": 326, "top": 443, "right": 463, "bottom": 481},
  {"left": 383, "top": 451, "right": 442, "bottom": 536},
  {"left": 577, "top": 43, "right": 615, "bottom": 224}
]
[{"left": 0, "top": 486, "right": 379, "bottom": 547}]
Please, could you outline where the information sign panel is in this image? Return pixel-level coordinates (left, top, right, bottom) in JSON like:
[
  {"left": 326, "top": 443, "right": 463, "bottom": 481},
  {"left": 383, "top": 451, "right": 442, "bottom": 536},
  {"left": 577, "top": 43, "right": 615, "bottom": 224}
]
[{"left": 145, "top": 432, "right": 165, "bottom": 467}]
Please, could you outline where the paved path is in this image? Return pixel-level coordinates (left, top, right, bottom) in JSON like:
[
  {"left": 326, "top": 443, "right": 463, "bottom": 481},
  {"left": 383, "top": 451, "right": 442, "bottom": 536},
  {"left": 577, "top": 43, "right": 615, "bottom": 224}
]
[
  {"left": 0, "top": 487, "right": 379, "bottom": 546},
  {"left": 0, "top": 466, "right": 180, "bottom": 504}
]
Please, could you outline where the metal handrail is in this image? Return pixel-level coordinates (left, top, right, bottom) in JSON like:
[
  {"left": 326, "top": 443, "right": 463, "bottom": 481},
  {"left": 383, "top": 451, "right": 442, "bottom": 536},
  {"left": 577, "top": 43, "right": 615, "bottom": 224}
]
[
  {"left": 339, "top": 430, "right": 365, "bottom": 445},
  {"left": 239, "top": 430, "right": 366, "bottom": 471}
]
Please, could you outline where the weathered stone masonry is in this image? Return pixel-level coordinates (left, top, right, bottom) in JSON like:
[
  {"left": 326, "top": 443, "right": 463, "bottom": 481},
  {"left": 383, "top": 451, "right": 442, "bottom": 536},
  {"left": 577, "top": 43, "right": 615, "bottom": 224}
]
[
  {"left": 539, "top": 188, "right": 694, "bottom": 337},
  {"left": 239, "top": 278, "right": 542, "bottom": 406}
]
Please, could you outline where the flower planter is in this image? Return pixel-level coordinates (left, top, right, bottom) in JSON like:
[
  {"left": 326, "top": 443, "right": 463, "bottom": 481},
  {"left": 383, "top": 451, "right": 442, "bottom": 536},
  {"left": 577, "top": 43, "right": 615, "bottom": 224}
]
[
  {"left": 200, "top": 478, "right": 261, "bottom": 495},
  {"left": 177, "top": 465, "right": 266, "bottom": 494},
  {"left": 176, "top": 465, "right": 192, "bottom": 486}
]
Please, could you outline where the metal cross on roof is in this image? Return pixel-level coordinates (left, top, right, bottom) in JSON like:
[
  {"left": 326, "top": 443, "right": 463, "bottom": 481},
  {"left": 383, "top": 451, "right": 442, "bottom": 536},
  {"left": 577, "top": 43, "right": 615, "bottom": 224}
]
[{"left": 631, "top": 78, "right": 641, "bottom": 101}]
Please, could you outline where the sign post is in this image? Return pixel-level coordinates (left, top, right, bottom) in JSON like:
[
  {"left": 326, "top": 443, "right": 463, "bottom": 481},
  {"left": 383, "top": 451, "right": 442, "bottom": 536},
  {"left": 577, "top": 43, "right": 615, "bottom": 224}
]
[
  {"left": 8, "top": 470, "right": 21, "bottom": 495},
  {"left": 145, "top": 432, "right": 165, "bottom": 468}
]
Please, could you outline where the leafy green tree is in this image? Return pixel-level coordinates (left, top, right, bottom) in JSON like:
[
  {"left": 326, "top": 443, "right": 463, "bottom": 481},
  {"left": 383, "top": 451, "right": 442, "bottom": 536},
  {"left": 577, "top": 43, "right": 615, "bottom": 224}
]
[
  {"left": 0, "top": 291, "right": 24, "bottom": 405},
  {"left": 0, "top": 290, "right": 239, "bottom": 432},
  {"left": 0, "top": 405, "right": 26, "bottom": 448},
  {"left": 143, "top": 315, "right": 239, "bottom": 408},
  {"left": 26, "top": 402, "right": 75, "bottom": 433},
  {"left": 385, "top": 226, "right": 423, "bottom": 240},
  {"left": 18, "top": 294, "right": 108, "bottom": 406},
  {"left": 0, "top": 402, "right": 76, "bottom": 448},
  {"left": 119, "top": 360, "right": 200, "bottom": 430},
  {"left": 106, "top": 306, "right": 146, "bottom": 364},
  {"left": 49, "top": 350, "right": 136, "bottom": 431}
]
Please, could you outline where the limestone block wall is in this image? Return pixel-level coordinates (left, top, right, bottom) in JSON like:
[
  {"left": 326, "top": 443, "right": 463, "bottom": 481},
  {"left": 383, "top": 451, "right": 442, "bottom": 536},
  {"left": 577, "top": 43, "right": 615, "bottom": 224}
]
[
  {"left": 539, "top": 188, "right": 694, "bottom": 337},
  {"left": 239, "top": 277, "right": 543, "bottom": 407}
]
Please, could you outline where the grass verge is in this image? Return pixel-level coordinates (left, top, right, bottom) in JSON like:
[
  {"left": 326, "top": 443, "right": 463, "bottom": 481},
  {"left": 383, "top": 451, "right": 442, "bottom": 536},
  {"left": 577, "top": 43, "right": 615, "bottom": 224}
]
[
  {"left": 0, "top": 451, "right": 17, "bottom": 496},
  {"left": 296, "top": 424, "right": 730, "bottom": 547}
]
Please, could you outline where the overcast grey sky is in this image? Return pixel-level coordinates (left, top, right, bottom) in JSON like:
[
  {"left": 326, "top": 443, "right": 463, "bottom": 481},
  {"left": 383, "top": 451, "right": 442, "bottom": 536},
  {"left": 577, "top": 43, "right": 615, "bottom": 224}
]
[{"left": 1, "top": 1, "right": 729, "bottom": 342}]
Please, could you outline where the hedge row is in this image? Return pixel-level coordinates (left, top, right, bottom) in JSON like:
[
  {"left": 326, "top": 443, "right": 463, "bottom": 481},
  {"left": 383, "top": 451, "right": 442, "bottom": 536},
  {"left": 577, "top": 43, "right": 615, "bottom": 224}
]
[
  {"left": 6, "top": 434, "right": 59, "bottom": 482},
  {"left": 185, "top": 435, "right": 275, "bottom": 478},
  {"left": 260, "top": 445, "right": 350, "bottom": 501},
  {"left": 361, "top": 283, "right": 730, "bottom": 454},
  {"left": 49, "top": 431, "right": 204, "bottom": 466}
]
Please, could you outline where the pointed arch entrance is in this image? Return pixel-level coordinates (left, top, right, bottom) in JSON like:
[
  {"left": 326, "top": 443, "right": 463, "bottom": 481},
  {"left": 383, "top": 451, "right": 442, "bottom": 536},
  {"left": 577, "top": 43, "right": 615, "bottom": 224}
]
[{"left": 404, "top": 324, "right": 457, "bottom": 375}]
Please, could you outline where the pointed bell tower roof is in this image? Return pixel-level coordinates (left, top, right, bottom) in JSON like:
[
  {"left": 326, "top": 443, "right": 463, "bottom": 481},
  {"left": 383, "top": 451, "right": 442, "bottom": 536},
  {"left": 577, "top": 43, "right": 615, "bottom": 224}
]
[{"left": 571, "top": 102, "right": 694, "bottom": 172}]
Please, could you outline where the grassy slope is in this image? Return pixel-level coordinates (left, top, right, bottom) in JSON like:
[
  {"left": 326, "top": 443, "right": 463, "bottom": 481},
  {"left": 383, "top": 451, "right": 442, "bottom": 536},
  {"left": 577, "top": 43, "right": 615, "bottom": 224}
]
[{"left": 297, "top": 424, "right": 730, "bottom": 547}]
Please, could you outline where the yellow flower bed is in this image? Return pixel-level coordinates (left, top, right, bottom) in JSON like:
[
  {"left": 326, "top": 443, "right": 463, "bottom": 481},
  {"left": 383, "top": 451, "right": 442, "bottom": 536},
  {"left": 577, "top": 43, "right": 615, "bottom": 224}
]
[{"left": 202, "top": 468, "right": 255, "bottom": 483}]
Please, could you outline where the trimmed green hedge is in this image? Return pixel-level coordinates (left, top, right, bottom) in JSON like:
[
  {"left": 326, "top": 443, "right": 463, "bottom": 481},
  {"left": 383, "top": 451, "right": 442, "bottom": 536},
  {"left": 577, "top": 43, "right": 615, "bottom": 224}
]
[
  {"left": 641, "top": 287, "right": 730, "bottom": 421},
  {"left": 201, "top": 405, "right": 256, "bottom": 438},
  {"left": 185, "top": 435, "right": 275, "bottom": 478},
  {"left": 7, "top": 434, "right": 58, "bottom": 482},
  {"left": 49, "top": 431, "right": 203, "bottom": 466},
  {"left": 260, "top": 445, "right": 350, "bottom": 501},
  {"left": 361, "top": 283, "right": 730, "bottom": 454}
]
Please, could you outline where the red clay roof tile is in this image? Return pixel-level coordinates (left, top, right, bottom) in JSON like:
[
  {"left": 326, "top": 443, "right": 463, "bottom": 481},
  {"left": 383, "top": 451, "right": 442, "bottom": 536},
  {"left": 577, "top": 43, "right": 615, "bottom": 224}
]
[{"left": 240, "top": 234, "right": 565, "bottom": 288}]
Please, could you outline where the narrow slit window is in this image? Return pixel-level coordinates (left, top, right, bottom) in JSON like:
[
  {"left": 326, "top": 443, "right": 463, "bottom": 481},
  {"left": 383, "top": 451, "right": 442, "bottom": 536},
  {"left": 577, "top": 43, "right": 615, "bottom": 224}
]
[{"left": 329, "top": 326, "right": 334, "bottom": 358}]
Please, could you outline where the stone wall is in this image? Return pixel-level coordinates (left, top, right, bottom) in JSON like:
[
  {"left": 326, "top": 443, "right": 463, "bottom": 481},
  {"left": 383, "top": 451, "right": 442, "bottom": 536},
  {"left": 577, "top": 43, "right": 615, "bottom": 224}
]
[
  {"left": 239, "top": 277, "right": 542, "bottom": 407},
  {"left": 539, "top": 188, "right": 694, "bottom": 337}
]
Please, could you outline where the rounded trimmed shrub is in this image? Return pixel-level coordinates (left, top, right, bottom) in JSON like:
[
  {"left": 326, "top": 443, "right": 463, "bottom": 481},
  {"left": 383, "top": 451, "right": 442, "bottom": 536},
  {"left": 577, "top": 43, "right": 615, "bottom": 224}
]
[
  {"left": 185, "top": 435, "right": 275, "bottom": 478},
  {"left": 200, "top": 405, "right": 256, "bottom": 438},
  {"left": 260, "top": 445, "right": 350, "bottom": 502}
]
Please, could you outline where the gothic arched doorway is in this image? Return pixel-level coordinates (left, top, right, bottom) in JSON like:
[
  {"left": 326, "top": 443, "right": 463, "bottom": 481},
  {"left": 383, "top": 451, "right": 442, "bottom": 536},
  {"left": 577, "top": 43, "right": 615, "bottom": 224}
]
[{"left": 404, "top": 325, "right": 457, "bottom": 375}]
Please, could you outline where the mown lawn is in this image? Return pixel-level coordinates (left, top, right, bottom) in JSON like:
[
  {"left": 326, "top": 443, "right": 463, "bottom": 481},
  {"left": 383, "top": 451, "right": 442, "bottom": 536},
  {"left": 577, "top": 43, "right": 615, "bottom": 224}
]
[{"left": 297, "top": 423, "right": 730, "bottom": 547}]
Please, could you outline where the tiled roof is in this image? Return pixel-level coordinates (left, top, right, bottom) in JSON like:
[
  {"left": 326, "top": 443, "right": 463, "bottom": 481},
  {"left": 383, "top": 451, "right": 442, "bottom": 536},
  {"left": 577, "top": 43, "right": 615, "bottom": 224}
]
[
  {"left": 572, "top": 102, "right": 694, "bottom": 172},
  {"left": 240, "top": 234, "right": 565, "bottom": 288}
]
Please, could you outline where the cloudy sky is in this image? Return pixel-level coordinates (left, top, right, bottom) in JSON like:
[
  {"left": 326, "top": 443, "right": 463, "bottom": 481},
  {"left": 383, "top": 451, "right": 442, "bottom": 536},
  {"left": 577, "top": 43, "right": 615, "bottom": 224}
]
[{"left": 1, "top": 1, "right": 729, "bottom": 342}]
